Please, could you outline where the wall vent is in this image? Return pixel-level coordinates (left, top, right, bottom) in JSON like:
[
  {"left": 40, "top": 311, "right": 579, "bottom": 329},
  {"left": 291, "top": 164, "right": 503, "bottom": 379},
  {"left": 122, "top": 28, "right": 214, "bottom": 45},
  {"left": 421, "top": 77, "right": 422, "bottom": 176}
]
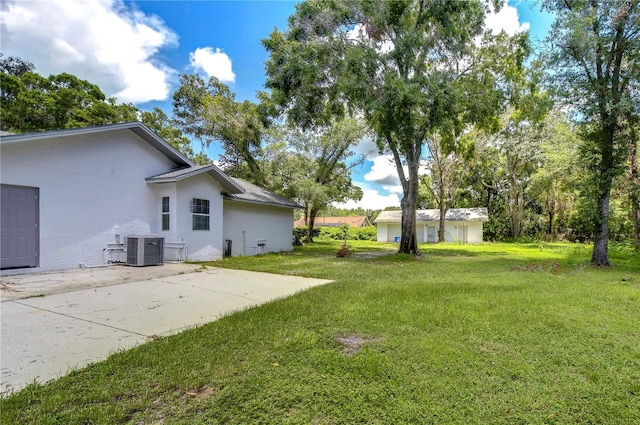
[{"left": 126, "top": 235, "right": 164, "bottom": 266}]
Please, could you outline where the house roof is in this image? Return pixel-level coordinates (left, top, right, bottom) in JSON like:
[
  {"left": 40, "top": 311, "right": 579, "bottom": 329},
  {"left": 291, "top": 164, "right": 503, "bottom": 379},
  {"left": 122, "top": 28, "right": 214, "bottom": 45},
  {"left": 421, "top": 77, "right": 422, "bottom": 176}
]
[
  {"left": 375, "top": 208, "right": 489, "bottom": 223},
  {"left": 0, "top": 122, "right": 194, "bottom": 168},
  {"left": 293, "top": 216, "right": 372, "bottom": 228},
  {"left": 224, "top": 178, "right": 302, "bottom": 209},
  {"left": 146, "top": 164, "right": 244, "bottom": 194},
  {"left": 0, "top": 123, "right": 298, "bottom": 207},
  {"left": 0, "top": 122, "right": 248, "bottom": 195}
]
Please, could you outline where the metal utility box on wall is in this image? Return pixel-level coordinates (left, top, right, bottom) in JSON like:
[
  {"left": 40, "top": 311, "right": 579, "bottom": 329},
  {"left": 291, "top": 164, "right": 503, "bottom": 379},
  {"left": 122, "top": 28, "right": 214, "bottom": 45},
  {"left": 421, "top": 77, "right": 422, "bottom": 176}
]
[{"left": 126, "top": 235, "right": 164, "bottom": 266}]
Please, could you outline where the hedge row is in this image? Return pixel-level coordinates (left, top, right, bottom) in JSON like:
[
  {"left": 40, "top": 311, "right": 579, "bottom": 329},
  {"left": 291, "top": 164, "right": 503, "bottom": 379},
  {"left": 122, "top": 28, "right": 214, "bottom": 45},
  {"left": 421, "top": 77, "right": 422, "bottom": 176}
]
[{"left": 294, "top": 226, "right": 377, "bottom": 242}]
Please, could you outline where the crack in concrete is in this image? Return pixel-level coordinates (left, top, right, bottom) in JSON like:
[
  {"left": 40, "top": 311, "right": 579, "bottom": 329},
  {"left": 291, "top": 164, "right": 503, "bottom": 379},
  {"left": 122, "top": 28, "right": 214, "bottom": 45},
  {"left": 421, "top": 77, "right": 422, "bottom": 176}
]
[{"left": 10, "top": 300, "right": 151, "bottom": 338}]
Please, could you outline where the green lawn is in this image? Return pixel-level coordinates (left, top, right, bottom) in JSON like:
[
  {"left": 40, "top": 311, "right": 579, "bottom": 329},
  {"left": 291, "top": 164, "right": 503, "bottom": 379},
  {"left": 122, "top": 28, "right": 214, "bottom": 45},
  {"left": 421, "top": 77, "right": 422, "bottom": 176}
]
[{"left": 2, "top": 241, "right": 639, "bottom": 424}]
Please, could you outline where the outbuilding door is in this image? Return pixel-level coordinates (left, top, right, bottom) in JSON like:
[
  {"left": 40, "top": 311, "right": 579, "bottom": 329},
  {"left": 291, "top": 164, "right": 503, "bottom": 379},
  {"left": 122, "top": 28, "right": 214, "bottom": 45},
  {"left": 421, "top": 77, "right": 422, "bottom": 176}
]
[{"left": 1, "top": 184, "right": 39, "bottom": 269}]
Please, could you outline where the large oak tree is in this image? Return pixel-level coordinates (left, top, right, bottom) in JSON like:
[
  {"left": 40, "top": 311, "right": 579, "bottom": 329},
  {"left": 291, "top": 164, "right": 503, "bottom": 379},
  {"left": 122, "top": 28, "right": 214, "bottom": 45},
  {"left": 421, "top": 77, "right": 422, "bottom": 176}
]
[
  {"left": 543, "top": 0, "right": 640, "bottom": 265},
  {"left": 263, "top": 0, "right": 527, "bottom": 254}
]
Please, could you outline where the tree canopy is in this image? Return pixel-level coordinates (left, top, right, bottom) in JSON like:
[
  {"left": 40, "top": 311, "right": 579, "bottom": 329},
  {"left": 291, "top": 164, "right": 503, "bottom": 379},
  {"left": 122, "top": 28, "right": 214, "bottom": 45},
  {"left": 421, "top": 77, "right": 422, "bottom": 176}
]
[
  {"left": 264, "top": 0, "right": 528, "bottom": 254},
  {"left": 268, "top": 119, "right": 366, "bottom": 241},
  {"left": 0, "top": 56, "right": 138, "bottom": 132},
  {"left": 172, "top": 74, "right": 266, "bottom": 181},
  {"left": 543, "top": 0, "right": 640, "bottom": 265}
]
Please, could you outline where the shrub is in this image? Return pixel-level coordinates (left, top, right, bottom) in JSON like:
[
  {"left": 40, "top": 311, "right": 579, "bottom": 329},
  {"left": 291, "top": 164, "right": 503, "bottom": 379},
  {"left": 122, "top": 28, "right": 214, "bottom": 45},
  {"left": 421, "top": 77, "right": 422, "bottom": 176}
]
[
  {"left": 316, "top": 226, "right": 377, "bottom": 241},
  {"left": 336, "top": 244, "right": 351, "bottom": 257},
  {"left": 293, "top": 226, "right": 320, "bottom": 243}
]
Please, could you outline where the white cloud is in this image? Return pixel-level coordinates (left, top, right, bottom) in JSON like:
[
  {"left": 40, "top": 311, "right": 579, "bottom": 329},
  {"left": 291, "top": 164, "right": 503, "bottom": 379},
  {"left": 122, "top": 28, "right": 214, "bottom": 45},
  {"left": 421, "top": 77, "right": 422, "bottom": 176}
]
[
  {"left": 485, "top": 3, "right": 530, "bottom": 36},
  {"left": 335, "top": 187, "right": 401, "bottom": 210},
  {"left": 363, "top": 154, "right": 429, "bottom": 194},
  {"left": 189, "top": 47, "right": 235, "bottom": 83},
  {"left": 1, "top": 0, "right": 177, "bottom": 104},
  {"left": 351, "top": 134, "right": 379, "bottom": 157},
  {"left": 365, "top": 155, "right": 403, "bottom": 193}
]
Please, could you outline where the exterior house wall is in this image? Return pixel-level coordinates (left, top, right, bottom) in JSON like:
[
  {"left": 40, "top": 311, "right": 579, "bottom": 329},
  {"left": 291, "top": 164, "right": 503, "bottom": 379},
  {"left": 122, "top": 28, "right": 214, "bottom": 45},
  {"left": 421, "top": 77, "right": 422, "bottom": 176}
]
[
  {"left": 376, "top": 223, "right": 388, "bottom": 242},
  {"left": 0, "top": 130, "right": 177, "bottom": 271},
  {"left": 153, "top": 182, "right": 180, "bottom": 261},
  {"left": 466, "top": 222, "right": 483, "bottom": 243},
  {"left": 377, "top": 221, "right": 484, "bottom": 244},
  {"left": 175, "top": 175, "right": 225, "bottom": 261},
  {"left": 424, "top": 225, "right": 437, "bottom": 242},
  {"left": 442, "top": 221, "right": 483, "bottom": 243},
  {"left": 421, "top": 221, "right": 484, "bottom": 243},
  {"left": 223, "top": 201, "right": 294, "bottom": 256},
  {"left": 385, "top": 224, "right": 402, "bottom": 243}
]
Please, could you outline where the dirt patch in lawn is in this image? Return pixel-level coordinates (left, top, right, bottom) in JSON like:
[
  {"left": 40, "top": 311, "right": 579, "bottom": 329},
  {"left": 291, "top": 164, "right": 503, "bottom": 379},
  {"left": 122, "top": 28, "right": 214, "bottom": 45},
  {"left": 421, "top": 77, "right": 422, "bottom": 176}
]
[
  {"left": 350, "top": 250, "right": 396, "bottom": 259},
  {"left": 336, "top": 334, "right": 383, "bottom": 356},
  {"left": 186, "top": 386, "right": 217, "bottom": 399}
]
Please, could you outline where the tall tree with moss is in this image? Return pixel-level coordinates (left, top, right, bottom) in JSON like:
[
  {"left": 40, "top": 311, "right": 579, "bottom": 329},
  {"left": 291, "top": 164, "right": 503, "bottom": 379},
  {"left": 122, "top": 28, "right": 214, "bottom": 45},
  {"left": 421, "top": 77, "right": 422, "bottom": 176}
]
[
  {"left": 543, "top": 0, "right": 640, "bottom": 265},
  {"left": 631, "top": 124, "right": 640, "bottom": 250},
  {"left": 140, "top": 107, "right": 210, "bottom": 164},
  {"left": 263, "top": 0, "right": 527, "bottom": 254},
  {"left": 528, "top": 111, "right": 580, "bottom": 237},
  {"left": 267, "top": 119, "right": 365, "bottom": 242},
  {"left": 172, "top": 74, "right": 265, "bottom": 181}
]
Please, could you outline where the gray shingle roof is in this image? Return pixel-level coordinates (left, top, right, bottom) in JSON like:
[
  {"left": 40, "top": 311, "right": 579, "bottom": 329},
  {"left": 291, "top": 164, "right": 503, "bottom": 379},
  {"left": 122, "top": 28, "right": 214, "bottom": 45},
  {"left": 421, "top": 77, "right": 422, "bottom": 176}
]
[
  {"left": 224, "top": 178, "right": 302, "bottom": 209},
  {"left": 375, "top": 208, "right": 489, "bottom": 223}
]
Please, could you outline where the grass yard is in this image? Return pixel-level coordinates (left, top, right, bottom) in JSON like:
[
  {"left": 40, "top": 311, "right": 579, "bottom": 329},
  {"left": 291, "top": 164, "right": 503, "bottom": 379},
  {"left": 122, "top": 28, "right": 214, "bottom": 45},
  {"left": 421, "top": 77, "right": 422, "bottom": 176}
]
[{"left": 2, "top": 241, "right": 639, "bottom": 424}]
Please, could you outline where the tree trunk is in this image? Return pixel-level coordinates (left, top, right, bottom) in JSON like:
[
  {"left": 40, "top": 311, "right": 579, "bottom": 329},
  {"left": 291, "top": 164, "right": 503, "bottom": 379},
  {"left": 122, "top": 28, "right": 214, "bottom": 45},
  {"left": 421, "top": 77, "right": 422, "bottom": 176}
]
[
  {"left": 399, "top": 160, "right": 420, "bottom": 255},
  {"left": 305, "top": 207, "right": 319, "bottom": 243},
  {"left": 507, "top": 184, "right": 523, "bottom": 239},
  {"left": 438, "top": 203, "right": 447, "bottom": 243},
  {"left": 591, "top": 189, "right": 611, "bottom": 266},
  {"left": 399, "top": 190, "right": 419, "bottom": 254},
  {"left": 630, "top": 127, "right": 639, "bottom": 251},
  {"left": 591, "top": 129, "right": 615, "bottom": 266}
]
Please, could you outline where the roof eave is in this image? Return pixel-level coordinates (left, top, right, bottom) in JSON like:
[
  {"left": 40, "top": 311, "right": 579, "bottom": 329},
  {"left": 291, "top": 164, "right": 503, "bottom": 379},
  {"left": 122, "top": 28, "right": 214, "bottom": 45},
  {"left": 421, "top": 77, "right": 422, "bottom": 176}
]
[
  {"left": 223, "top": 196, "right": 302, "bottom": 209},
  {"left": 0, "top": 122, "right": 194, "bottom": 168},
  {"left": 128, "top": 124, "right": 194, "bottom": 167},
  {"left": 205, "top": 168, "right": 244, "bottom": 194},
  {"left": 146, "top": 165, "right": 245, "bottom": 194}
]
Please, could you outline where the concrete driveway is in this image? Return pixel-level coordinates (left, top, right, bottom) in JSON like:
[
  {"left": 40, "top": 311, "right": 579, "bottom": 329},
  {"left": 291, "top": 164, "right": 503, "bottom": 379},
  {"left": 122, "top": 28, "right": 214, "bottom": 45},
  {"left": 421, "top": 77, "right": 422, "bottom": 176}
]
[{"left": 1, "top": 264, "right": 332, "bottom": 395}]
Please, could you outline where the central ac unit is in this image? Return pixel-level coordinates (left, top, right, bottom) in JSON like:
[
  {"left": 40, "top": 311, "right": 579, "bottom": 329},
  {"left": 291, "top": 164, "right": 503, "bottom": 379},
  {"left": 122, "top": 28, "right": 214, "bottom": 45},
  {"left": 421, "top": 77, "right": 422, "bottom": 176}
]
[{"left": 126, "top": 235, "right": 164, "bottom": 266}]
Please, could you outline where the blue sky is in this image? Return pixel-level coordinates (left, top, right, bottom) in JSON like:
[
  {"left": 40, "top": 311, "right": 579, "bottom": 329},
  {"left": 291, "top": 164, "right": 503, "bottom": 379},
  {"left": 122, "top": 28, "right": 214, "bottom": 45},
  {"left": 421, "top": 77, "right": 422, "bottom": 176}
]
[{"left": 1, "top": 0, "right": 554, "bottom": 209}]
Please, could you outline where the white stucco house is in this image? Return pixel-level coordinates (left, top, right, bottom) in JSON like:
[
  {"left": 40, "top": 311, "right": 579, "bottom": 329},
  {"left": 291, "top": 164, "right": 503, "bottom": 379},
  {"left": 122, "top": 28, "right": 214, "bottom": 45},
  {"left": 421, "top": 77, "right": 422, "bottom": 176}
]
[
  {"left": 0, "top": 122, "right": 301, "bottom": 272},
  {"left": 375, "top": 208, "right": 489, "bottom": 243}
]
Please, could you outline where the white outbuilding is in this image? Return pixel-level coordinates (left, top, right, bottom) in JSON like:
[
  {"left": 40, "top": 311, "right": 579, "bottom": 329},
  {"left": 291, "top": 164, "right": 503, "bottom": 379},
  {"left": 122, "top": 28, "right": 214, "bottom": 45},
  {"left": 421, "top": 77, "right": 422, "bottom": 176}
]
[
  {"left": 375, "top": 208, "right": 489, "bottom": 244},
  {"left": 1, "top": 123, "right": 301, "bottom": 272}
]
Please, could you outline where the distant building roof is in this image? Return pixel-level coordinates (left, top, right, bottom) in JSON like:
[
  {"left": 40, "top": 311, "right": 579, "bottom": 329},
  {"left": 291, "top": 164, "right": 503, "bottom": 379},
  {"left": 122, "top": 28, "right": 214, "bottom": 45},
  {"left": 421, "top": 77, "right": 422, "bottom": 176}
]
[
  {"left": 224, "top": 178, "right": 302, "bottom": 209},
  {"left": 375, "top": 208, "right": 489, "bottom": 223},
  {"left": 294, "top": 216, "right": 372, "bottom": 228}
]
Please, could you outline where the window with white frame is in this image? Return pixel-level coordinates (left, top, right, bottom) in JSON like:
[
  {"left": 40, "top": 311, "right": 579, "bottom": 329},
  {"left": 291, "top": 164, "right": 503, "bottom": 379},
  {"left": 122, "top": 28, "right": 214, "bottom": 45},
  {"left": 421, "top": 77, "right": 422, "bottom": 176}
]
[
  {"left": 191, "top": 198, "right": 210, "bottom": 231},
  {"left": 162, "top": 197, "right": 170, "bottom": 231}
]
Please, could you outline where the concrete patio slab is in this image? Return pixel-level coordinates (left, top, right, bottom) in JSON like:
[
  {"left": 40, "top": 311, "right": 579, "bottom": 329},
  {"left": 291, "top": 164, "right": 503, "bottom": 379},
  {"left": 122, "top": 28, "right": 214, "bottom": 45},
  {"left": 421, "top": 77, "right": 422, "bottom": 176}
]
[{"left": 1, "top": 266, "right": 332, "bottom": 395}]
